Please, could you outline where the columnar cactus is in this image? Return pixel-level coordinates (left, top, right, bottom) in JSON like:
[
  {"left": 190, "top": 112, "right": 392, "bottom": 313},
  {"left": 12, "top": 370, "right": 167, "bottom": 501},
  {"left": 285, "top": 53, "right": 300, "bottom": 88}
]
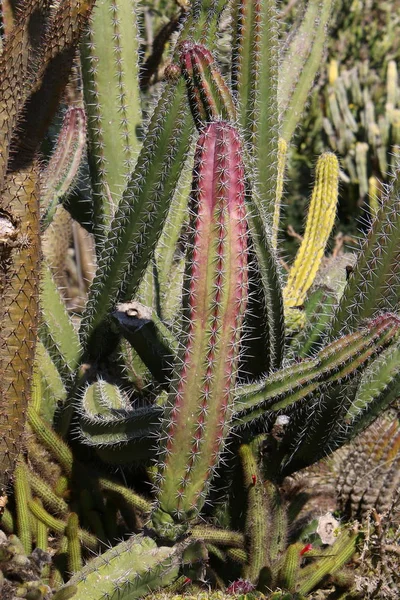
[
  {"left": 151, "top": 121, "right": 248, "bottom": 540},
  {"left": 1, "top": 1, "right": 400, "bottom": 599}
]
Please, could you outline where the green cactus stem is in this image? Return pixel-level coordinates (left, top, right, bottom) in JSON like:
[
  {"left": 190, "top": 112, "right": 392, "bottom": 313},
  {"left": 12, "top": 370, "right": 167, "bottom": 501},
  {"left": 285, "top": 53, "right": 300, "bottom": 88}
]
[
  {"left": 80, "top": 0, "right": 142, "bottom": 230},
  {"left": 296, "top": 526, "right": 360, "bottom": 595},
  {"left": 238, "top": 440, "right": 270, "bottom": 584},
  {"left": 345, "top": 343, "right": 400, "bottom": 438},
  {"left": 151, "top": 121, "right": 248, "bottom": 540},
  {"left": 277, "top": 313, "right": 400, "bottom": 473},
  {"left": 28, "top": 498, "right": 98, "bottom": 550},
  {"left": 279, "top": 0, "right": 333, "bottom": 143},
  {"left": 66, "top": 513, "right": 83, "bottom": 574},
  {"left": 39, "top": 262, "right": 81, "bottom": 382},
  {"left": 14, "top": 462, "right": 33, "bottom": 555},
  {"left": 230, "top": 0, "right": 279, "bottom": 219},
  {"left": 328, "top": 165, "right": 400, "bottom": 338},
  {"left": 27, "top": 407, "right": 74, "bottom": 477},
  {"left": 234, "top": 313, "right": 400, "bottom": 428},
  {"left": 60, "top": 535, "right": 183, "bottom": 600}
]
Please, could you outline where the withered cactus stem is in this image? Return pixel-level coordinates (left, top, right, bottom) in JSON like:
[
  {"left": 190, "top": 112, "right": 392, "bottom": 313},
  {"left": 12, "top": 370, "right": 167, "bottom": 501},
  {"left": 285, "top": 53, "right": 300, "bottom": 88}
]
[
  {"left": 0, "top": 164, "right": 41, "bottom": 490},
  {"left": 151, "top": 122, "right": 248, "bottom": 540}
]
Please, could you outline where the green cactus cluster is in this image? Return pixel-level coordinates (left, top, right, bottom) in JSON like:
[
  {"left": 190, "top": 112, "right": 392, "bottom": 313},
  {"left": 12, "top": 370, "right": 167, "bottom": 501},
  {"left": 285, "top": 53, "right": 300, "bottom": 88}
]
[
  {"left": 323, "top": 59, "right": 400, "bottom": 211},
  {"left": 0, "top": 0, "right": 400, "bottom": 599}
]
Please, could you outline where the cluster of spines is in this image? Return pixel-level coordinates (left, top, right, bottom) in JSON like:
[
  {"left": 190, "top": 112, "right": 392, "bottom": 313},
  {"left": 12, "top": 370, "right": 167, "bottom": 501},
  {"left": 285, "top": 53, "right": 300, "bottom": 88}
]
[{"left": 152, "top": 121, "right": 248, "bottom": 538}]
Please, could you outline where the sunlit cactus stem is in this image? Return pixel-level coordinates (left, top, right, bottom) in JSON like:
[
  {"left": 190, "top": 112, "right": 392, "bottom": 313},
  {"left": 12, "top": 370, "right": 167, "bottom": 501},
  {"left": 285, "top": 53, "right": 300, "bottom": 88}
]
[
  {"left": 283, "top": 152, "right": 339, "bottom": 331},
  {"left": 0, "top": 164, "right": 41, "bottom": 491},
  {"left": 151, "top": 122, "right": 248, "bottom": 540}
]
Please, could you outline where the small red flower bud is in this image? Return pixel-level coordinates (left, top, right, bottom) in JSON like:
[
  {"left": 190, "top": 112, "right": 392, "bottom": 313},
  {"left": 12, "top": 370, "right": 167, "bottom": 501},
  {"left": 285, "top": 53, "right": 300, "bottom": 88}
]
[{"left": 300, "top": 543, "right": 313, "bottom": 556}]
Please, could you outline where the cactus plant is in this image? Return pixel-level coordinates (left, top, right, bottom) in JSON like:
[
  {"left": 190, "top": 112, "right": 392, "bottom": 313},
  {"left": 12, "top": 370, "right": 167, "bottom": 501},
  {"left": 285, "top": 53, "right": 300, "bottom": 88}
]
[{"left": 0, "top": 1, "right": 400, "bottom": 599}]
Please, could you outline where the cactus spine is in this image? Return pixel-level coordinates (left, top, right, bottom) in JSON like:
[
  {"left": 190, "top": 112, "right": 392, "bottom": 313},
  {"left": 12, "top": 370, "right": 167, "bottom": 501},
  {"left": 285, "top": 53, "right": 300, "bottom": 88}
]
[{"left": 152, "top": 122, "right": 248, "bottom": 539}]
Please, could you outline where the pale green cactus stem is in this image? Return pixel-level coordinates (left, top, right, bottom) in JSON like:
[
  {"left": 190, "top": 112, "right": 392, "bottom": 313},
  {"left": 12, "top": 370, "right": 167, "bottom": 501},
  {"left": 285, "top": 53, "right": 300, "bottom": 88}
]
[
  {"left": 272, "top": 138, "right": 287, "bottom": 250},
  {"left": 283, "top": 152, "right": 339, "bottom": 332},
  {"left": 40, "top": 262, "right": 81, "bottom": 382},
  {"left": 230, "top": 0, "right": 279, "bottom": 220},
  {"left": 80, "top": 0, "right": 142, "bottom": 233},
  {"left": 279, "top": 0, "right": 333, "bottom": 143},
  {"left": 151, "top": 121, "right": 248, "bottom": 540},
  {"left": 33, "top": 341, "right": 67, "bottom": 423},
  {"left": 59, "top": 535, "right": 183, "bottom": 600}
]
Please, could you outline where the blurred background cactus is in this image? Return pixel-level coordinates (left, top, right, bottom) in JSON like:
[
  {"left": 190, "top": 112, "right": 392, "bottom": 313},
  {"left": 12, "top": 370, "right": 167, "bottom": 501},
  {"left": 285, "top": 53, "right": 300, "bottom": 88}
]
[
  {"left": 282, "top": 0, "right": 400, "bottom": 252},
  {"left": 0, "top": 0, "right": 400, "bottom": 599}
]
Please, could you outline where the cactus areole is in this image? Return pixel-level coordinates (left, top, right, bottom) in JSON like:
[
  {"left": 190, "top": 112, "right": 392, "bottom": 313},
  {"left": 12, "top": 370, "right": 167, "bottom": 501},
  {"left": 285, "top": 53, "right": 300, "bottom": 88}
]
[{"left": 151, "top": 122, "right": 249, "bottom": 540}]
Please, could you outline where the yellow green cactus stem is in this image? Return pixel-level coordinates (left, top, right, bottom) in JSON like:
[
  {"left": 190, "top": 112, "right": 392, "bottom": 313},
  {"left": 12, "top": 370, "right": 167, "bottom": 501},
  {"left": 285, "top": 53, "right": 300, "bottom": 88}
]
[
  {"left": 283, "top": 152, "right": 339, "bottom": 331},
  {"left": 272, "top": 137, "right": 288, "bottom": 250},
  {"left": 0, "top": 164, "right": 41, "bottom": 491},
  {"left": 151, "top": 122, "right": 248, "bottom": 541}
]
